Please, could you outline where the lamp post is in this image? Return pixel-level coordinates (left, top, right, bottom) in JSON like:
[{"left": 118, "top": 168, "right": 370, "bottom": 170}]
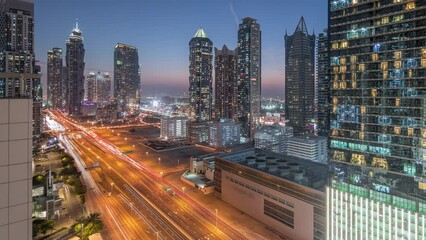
[
  {"left": 182, "top": 187, "right": 185, "bottom": 196},
  {"left": 110, "top": 182, "right": 114, "bottom": 194},
  {"left": 158, "top": 157, "right": 161, "bottom": 166}
]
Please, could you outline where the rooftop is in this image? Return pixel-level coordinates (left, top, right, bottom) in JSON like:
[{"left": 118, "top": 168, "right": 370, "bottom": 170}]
[
  {"left": 289, "top": 135, "right": 327, "bottom": 143},
  {"left": 193, "top": 28, "right": 208, "bottom": 38}
]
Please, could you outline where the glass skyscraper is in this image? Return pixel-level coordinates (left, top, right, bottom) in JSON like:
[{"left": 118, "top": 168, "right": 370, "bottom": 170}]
[
  {"left": 327, "top": 0, "right": 426, "bottom": 239},
  {"left": 237, "top": 17, "right": 261, "bottom": 140},
  {"left": 317, "top": 30, "right": 330, "bottom": 137},
  {"left": 188, "top": 28, "right": 213, "bottom": 122},
  {"left": 47, "top": 48, "right": 63, "bottom": 108}
]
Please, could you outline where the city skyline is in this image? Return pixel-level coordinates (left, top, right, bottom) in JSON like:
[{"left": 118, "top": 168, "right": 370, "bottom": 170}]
[{"left": 35, "top": 0, "right": 327, "bottom": 97}]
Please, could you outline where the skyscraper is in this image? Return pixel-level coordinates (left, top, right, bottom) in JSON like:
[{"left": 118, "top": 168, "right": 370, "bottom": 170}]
[
  {"left": 284, "top": 17, "right": 315, "bottom": 136},
  {"left": 317, "top": 30, "right": 330, "bottom": 137},
  {"left": 237, "top": 17, "right": 261, "bottom": 140},
  {"left": 65, "top": 22, "right": 85, "bottom": 115},
  {"left": 114, "top": 43, "right": 140, "bottom": 112},
  {"left": 47, "top": 48, "right": 63, "bottom": 108},
  {"left": 86, "top": 71, "right": 111, "bottom": 104},
  {"left": 327, "top": 1, "right": 426, "bottom": 239},
  {"left": 189, "top": 28, "right": 213, "bottom": 122},
  {"left": 214, "top": 45, "right": 237, "bottom": 120}
]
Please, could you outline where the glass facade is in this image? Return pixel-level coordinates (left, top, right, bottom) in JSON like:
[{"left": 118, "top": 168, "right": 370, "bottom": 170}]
[{"left": 328, "top": 0, "right": 426, "bottom": 239}]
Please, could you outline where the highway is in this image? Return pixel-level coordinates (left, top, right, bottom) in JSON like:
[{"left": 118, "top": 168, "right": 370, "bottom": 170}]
[{"left": 48, "top": 110, "right": 247, "bottom": 240}]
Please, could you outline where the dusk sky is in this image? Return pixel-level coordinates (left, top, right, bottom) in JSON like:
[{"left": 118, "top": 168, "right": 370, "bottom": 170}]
[{"left": 35, "top": 0, "right": 327, "bottom": 98}]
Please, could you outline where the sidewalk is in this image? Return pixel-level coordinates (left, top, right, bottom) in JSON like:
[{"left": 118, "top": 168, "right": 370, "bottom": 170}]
[{"left": 164, "top": 170, "right": 282, "bottom": 240}]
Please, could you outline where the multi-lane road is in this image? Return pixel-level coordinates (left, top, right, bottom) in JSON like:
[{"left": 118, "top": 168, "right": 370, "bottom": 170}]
[{"left": 48, "top": 110, "right": 246, "bottom": 240}]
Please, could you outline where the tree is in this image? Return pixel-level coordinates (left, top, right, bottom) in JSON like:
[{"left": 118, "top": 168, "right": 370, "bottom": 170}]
[{"left": 70, "top": 212, "right": 103, "bottom": 240}]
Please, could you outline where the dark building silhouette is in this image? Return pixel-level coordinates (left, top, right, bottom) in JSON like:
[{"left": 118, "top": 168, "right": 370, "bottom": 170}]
[
  {"left": 47, "top": 48, "right": 63, "bottom": 108},
  {"left": 317, "top": 30, "right": 329, "bottom": 137}
]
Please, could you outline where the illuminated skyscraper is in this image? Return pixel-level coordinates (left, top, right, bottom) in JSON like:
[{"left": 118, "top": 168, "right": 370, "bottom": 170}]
[
  {"left": 237, "top": 17, "right": 261, "bottom": 140},
  {"left": 114, "top": 43, "right": 140, "bottom": 112},
  {"left": 327, "top": 1, "right": 426, "bottom": 239},
  {"left": 65, "top": 21, "right": 85, "bottom": 115},
  {"left": 284, "top": 17, "right": 316, "bottom": 136},
  {"left": 189, "top": 28, "right": 213, "bottom": 122},
  {"left": 47, "top": 48, "right": 63, "bottom": 108},
  {"left": 86, "top": 71, "right": 111, "bottom": 104},
  {"left": 317, "top": 30, "right": 330, "bottom": 137},
  {"left": 214, "top": 45, "right": 237, "bottom": 120}
]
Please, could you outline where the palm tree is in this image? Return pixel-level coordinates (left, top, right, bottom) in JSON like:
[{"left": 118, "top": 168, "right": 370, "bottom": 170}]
[{"left": 70, "top": 212, "right": 103, "bottom": 240}]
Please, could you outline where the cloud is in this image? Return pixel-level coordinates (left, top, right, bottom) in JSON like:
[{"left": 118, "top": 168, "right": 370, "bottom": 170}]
[{"left": 229, "top": 2, "right": 239, "bottom": 28}]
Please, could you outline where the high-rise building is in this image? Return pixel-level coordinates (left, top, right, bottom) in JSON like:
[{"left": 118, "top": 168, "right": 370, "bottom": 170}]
[
  {"left": 47, "top": 48, "right": 63, "bottom": 108},
  {"left": 214, "top": 45, "right": 237, "bottom": 120},
  {"left": 33, "top": 64, "right": 42, "bottom": 137},
  {"left": 237, "top": 17, "right": 261, "bottom": 140},
  {"left": 86, "top": 71, "right": 111, "bottom": 104},
  {"left": 114, "top": 43, "right": 140, "bottom": 112},
  {"left": 327, "top": 1, "right": 426, "bottom": 239},
  {"left": 65, "top": 22, "right": 85, "bottom": 115},
  {"left": 284, "top": 17, "right": 316, "bottom": 136},
  {"left": 160, "top": 114, "right": 188, "bottom": 140},
  {"left": 254, "top": 124, "right": 294, "bottom": 154},
  {"left": 0, "top": 99, "right": 34, "bottom": 240},
  {"left": 208, "top": 119, "right": 240, "bottom": 148},
  {"left": 287, "top": 135, "right": 327, "bottom": 164},
  {"left": 189, "top": 28, "right": 213, "bottom": 122},
  {"left": 317, "top": 30, "right": 330, "bottom": 137}
]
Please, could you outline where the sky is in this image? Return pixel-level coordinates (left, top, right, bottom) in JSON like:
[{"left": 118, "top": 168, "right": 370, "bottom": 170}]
[{"left": 35, "top": 0, "right": 327, "bottom": 98}]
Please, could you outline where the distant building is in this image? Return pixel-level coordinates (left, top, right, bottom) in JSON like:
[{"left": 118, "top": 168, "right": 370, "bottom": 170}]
[
  {"left": 80, "top": 102, "right": 97, "bottom": 116},
  {"left": 33, "top": 64, "right": 42, "bottom": 137},
  {"left": 0, "top": 98, "right": 34, "bottom": 240},
  {"left": 160, "top": 114, "right": 188, "bottom": 140},
  {"left": 214, "top": 149, "right": 326, "bottom": 240},
  {"left": 65, "top": 21, "right": 85, "bottom": 115},
  {"left": 188, "top": 121, "right": 209, "bottom": 144},
  {"left": 237, "top": 17, "right": 261, "bottom": 140},
  {"left": 86, "top": 71, "right": 111, "bottom": 104},
  {"left": 285, "top": 17, "right": 315, "bottom": 135},
  {"left": 96, "top": 104, "right": 117, "bottom": 123},
  {"left": 287, "top": 135, "right": 327, "bottom": 164},
  {"left": 114, "top": 43, "right": 140, "bottom": 112},
  {"left": 317, "top": 30, "right": 329, "bottom": 137},
  {"left": 189, "top": 28, "right": 213, "bottom": 121},
  {"left": 208, "top": 119, "right": 240, "bottom": 148},
  {"left": 214, "top": 45, "right": 237, "bottom": 120},
  {"left": 47, "top": 48, "right": 63, "bottom": 108},
  {"left": 254, "top": 124, "right": 293, "bottom": 154}
]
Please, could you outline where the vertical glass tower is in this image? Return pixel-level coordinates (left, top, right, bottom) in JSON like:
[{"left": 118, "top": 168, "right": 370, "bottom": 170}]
[
  {"left": 189, "top": 28, "right": 213, "bottom": 122},
  {"left": 237, "top": 17, "right": 261, "bottom": 140},
  {"left": 327, "top": 0, "right": 426, "bottom": 239},
  {"left": 284, "top": 17, "right": 316, "bottom": 136},
  {"left": 47, "top": 48, "right": 63, "bottom": 108},
  {"left": 65, "top": 21, "right": 85, "bottom": 115},
  {"left": 317, "top": 30, "right": 330, "bottom": 137}
]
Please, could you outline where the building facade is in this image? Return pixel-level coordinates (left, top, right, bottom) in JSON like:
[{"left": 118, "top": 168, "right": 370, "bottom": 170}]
[
  {"left": 328, "top": 0, "right": 426, "bottom": 239},
  {"left": 86, "top": 71, "right": 111, "bottom": 104},
  {"left": 254, "top": 124, "right": 294, "bottom": 154},
  {"left": 160, "top": 114, "right": 188, "bottom": 140},
  {"left": 237, "top": 17, "right": 261, "bottom": 140},
  {"left": 317, "top": 30, "right": 330, "bottom": 137},
  {"left": 208, "top": 119, "right": 240, "bottom": 148},
  {"left": 285, "top": 17, "right": 316, "bottom": 135},
  {"left": 65, "top": 22, "right": 85, "bottom": 115},
  {"left": 214, "top": 45, "right": 237, "bottom": 120},
  {"left": 114, "top": 43, "right": 140, "bottom": 112},
  {"left": 188, "top": 121, "right": 209, "bottom": 144},
  {"left": 287, "top": 135, "right": 328, "bottom": 164},
  {"left": 189, "top": 28, "right": 213, "bottom": 122},
  {"left": 214, "top": 149, "right": 326, "bottom": 240},
  {"left": 47, "top": 48, "right": 63, "bottom": 108},
  {"left": 0, "top": 99, "right": 34, "bottom": 240}
]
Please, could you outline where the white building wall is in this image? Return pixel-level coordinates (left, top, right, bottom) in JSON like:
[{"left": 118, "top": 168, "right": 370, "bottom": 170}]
[
  {"left": 221, "top": 170, "right": 314, "bottom": 240},
  {"left": 0, "top": 99, "right": 33, "bottom": 240}
]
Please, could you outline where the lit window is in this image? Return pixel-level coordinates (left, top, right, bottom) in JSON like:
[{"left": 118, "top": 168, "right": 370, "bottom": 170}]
[
  {"left": 340, "top": 82, "right": 347, "bottom": 89},
  {"left": 395, "top": 98, "right": 400, "bottom": 106},
  {"left": 408, "top": 69, "right": 413, "bottom": 78},
  {"left": 408, "top": 127, "right": 414, "bottom": 136},
  {"left": 333, "top": 105, "right": 337, "bottom": 113},
  {"left": 332, "top": 42, "right": 339, "bottom": 49},
  {"left": 333, "top": 66, "right": 339, "bottom": 73},
  {"left": 351, "top": 154, "right": 366, "bottom": 165},
  {"left": 351, "top": 80, "right": 357, "bottom": 88},
  {"left": 406, "top": 2, "right": 415, "bottom": 10},
  {"left": 381, "top": 17, "right": 389, "bottom": 24},
  {"left": 359, "top": 64, "right": 365, "bottom": 71},
  {"left": 371, "top": 53, "right": 378, "bottom": 61},
  {"left": 340, "top": 66, "right": 347, "bottom": 72},
  {"left": 381, "top": 62, "right": 388, "bottom": 70},
  {"left": 394, "top": 61, "right": 401, "bottom": 68},
  {"left": 361, "top": 124, "right": 365, "bottom": 131},
  {"left": 340, "top": 57, "right": 346, "bottom": 65},
  {"left": 340, "top": 41, "right": 348, "bottom": 48},
  {"left": 394, "top": 126, "right": 401, "bottom": 135},
  {"left": 333, "top": 97, "right": 338, "bottom": 104},
  {"left": 394, "top": 51, "right": 402, "bottom": 60},
  {"left": 421, "top": 59, "right": 426, "bottom": 68},
  {"left": 333, "top": 81, "right": 339, "bottom": 89},
  {"left": 372, "top": 88, "right": 377, "bottom": 97},
  {"left": 393, "top": 14, "right": 404, "bottom": 22},
  {"left": 332, "top": 129, "right": 338, "bottom": 136},
  {"left": 372, "top": 157, "right": 388, "bottom": 170},
  {"left": 361, "top": 106, "right": 366, "bottom": 114},
  {"left": 383, "top": 70, "right": 388, "bottom": 80},
  {"left": 360, "top": 132, "right": 364, "bottom": 140},
  {"left": 333, "top": 151, "right": 346, "bottom": 161},
  {"left": 393, "top": 0, "right": 402, "bottom": 3},
  {"left": 422, "top": 48, "right": 426, "bottom": 58},
  {"left": 350, "top": 55, "right": 357, "bottom": 64}
]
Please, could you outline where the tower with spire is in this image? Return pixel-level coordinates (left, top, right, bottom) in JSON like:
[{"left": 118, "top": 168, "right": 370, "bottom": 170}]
[
  {"left": 188, "top": 28, "right": 213, "bottom": 122},
  {"left": 284, "top": 16, "right": 316, "bottom": 135}
]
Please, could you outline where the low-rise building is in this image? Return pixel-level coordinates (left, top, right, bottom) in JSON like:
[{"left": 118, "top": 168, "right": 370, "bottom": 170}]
[
  {"left": 96, "top": 103, "right": 118, "bottom": 123},
  {"left": 188, "top": 121, "right": 209, "bottom": 144},
  {"left": 160, "top": 114, "right": 188, "bottom": 140},
  {"left": 208, "top": 119, "right": 240, "bottom": 148},
  {"left": 254, "top": 124, "right": 293, "bottom": 154},
  {"left": 287, "top": 135, "right": 328, "bottom": 164},
  {"left": 214, "top": 149, "right": 326, "bottom": 240}
]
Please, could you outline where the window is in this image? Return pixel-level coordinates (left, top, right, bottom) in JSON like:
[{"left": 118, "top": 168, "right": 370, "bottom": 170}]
[
  {"left": 394, "top": 51, "right": 402, "bottom": 60},
  {"left": 351, "top": 153, "right": 366, "bottom": 165},
  {"left": 350, "top": 55, "right": 357, "bottom": 64},
  {"left": 394, "top": 61, "right": 401, "bottom": 69},
  {"left": 406, "top": 2, "right": 415, "bottom": 10},
  {"left": 340, "top": 41, "right": 348, "bottom": 48},
  {"left": 422, "top": 59, "right": 426, "bottom": 68},
  {"left": 332, "top": 42, "right": 339, "bottom": 49},
  {"left": 381, "top": 17, "right": 389, "bottom": 24},
  {"left": 383, "top": 70, "right": 388, "bottom": 80},
  {"left": 394, "top": 126, "right": 401, "bottom": 135},
  {"left": 381, "top": 62, "right": 388, "bottom": 70},
  {"left": 372, "top": 88, "right": 377, "bottom": 97},
  {"left": 351, "top": 80, "right": 357, "bottom": 88},
  {"left": 372, "top": 157, "right": 389, "bottom": 170},
  {"left": 371, "top": 53, "right": 378, "bottom": 61},
  {"left": 340, "top": 57, "right": 346, "bottom": 65},
  {"left": 408, "top": 127, "right": 414, "bottom": 136},
  {"left": 340, "top": 66, "right": 347, "bottom": 72},
  {"left": 333, "top": 151, "right": 346, "bottom": 161},
  {"left": 359, "top": 64, "right": 365, "bottom": 71},
  {"left": 395, "top": 98, "right": 400, "bottom": 106},
  {"left": 340, "top": 82, "right": 347, "bottom": 89}
]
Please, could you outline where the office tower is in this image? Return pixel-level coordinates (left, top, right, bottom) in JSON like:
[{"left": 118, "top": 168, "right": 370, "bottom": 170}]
[
  {"left": 86, "top": 71, "right": 111, "bottom": 104},
  {"left": 327, "top": 1, "right": 426, "bottom": 239},
  {"left": 114, "top": 43, "right": 140, "bottom": 112},
  {"left": 214, "top": 45, "right": 237, "bottom": 120},
  {"left": 284, "top": 17, "right": 316, "bottom": 136},
  {"left": 33, "top": 64, "right": 42, "bottom": 137},
  {"left": 47, "top": 48, "right": 63, "bottom": 108},
  {"left": 254, "top": 124, "right": 293, "bottom": 154},
  {"left": 317, "top": 30, "right": 330, "bottom": 137},
  {"left": 237, "top": 17, "right": 261, "bottom": 140},
  {"left": 188, "top": 28, "right": 213, "bottom": 121},
  {"left": 208, "top": 119, "right": 240, "bottom": 148},
  {"left": 65, "top": 21, "right": 85, "bottom": 115},
  {"left": 160, "top": 114, "right": 188, "bottom": 140},
  {"left": 287, "top": 135, "right": 328, "bottom": 164}
]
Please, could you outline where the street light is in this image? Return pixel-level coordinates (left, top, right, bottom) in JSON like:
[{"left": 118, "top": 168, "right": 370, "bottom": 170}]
[
  {"left": 158, "top": 157, "right": 161, "bottom": 165},
  {"left": 182, "top": 187, "right": 185, "bottom": 196},
  {"left": 110, "top": 182, "right": 114, "bottom": 194},
  {"left": 146, "top": 151, "right": 148, "bottom": 156},
  {"left": 160, "top": 172, "right": 163, "bottom": 177}
]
